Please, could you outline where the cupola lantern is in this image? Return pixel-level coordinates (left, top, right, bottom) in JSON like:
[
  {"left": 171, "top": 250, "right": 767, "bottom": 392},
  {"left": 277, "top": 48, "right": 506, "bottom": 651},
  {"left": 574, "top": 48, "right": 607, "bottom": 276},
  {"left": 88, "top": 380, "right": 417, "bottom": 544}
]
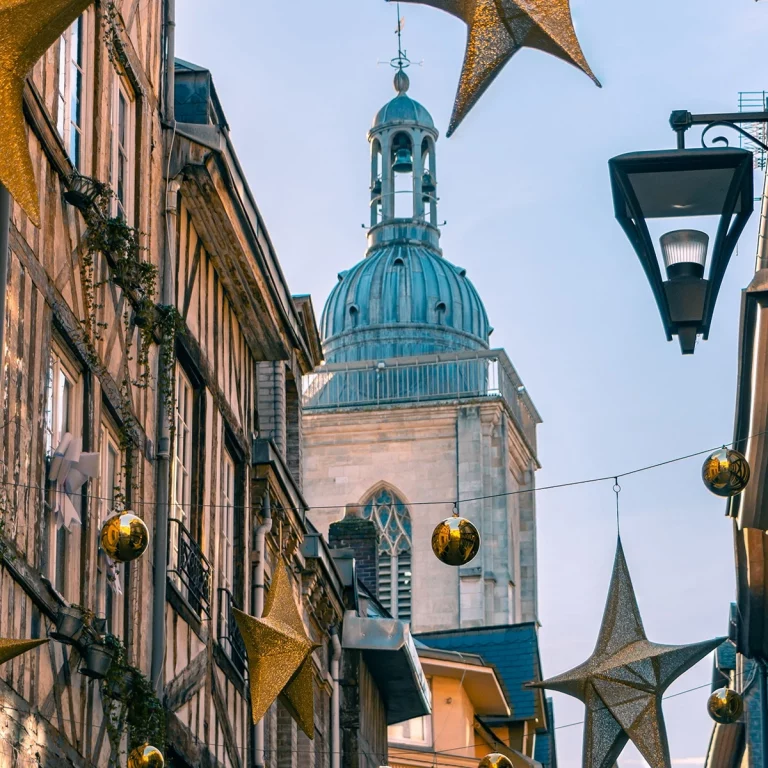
[{"left": 368, "top": 61, "right": 439, "bottom": 229}]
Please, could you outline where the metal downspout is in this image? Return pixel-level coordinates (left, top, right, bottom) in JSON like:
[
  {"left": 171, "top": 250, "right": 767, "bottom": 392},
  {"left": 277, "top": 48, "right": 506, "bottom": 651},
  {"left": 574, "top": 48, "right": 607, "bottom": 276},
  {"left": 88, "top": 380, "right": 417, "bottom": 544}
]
[
  {"left": 252, "top": 491, "right": 273, "bottom": 768},
  {"left": 330, "top": 626, "right": 342, "bottom": 768},
  {"left": 164, "top": 0, "right": 176, "bottom": 125},
  {"left": 150, "top": 177, "right": 179, "bottom": 693},
  {"left": 150, "top": 0, "right": 178, "bottom": 695}
]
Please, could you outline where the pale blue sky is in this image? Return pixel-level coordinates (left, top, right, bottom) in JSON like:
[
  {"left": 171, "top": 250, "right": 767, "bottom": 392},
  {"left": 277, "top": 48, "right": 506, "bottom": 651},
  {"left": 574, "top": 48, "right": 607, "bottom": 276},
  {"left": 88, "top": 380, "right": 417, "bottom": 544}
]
[{"left": 177, "top": 1, "right": 767, "bottom": 765}]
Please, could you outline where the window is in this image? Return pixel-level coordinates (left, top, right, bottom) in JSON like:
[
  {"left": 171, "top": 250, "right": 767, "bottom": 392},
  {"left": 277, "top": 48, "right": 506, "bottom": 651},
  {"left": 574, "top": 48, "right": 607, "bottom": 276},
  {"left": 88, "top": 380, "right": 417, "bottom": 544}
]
[
  {"left": 389, "top": 682, "right": 432, "bottom": 746},
  {"left": 363, "top": 486, "right": 412, "bottom": 621},
  {"left": 96, "top": 422, "right": 124, "bottom": 635},
  {"left": 57, "top": 16, "right": 85, "bottom": 169},
  {"left": 44, "top": 347, "right": 82, "bottom": 599},
  {"left": 172, "top": 366, "right": 193, "bottom": 555},
  {"left": 110, "top": 75, "right": 135, "bottom": 221},
  {"left": 170, "top": 365, "right": 212, "bottom": 615},
  {"left": 221, "top": 452, "right": 235, "bottom": 596}
]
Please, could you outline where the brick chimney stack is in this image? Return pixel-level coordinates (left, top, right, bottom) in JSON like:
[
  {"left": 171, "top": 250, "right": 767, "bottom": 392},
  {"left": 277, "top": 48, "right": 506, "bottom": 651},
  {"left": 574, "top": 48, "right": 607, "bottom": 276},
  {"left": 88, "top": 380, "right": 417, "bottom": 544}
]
[{"left": 329, "top": 504, "right": 379, "bottom": 597}]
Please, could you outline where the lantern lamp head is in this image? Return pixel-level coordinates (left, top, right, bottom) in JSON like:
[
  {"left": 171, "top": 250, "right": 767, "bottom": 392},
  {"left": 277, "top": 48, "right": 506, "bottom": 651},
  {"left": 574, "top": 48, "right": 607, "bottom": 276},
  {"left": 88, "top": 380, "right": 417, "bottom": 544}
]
[{"left": 609, "top": 148, "right": 754, "bottom": 354}]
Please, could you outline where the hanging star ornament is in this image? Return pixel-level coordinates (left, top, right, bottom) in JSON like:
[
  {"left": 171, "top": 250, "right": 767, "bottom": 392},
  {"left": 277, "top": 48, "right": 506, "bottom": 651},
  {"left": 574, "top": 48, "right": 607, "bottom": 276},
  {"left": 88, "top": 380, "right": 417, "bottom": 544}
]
[
  {"left": 233, "top": 565, "right": 318, "bottom": 738},
  {"left": 394, "top": 0, "right": 600, "bottom": 135},
  {"left": 527, "top": 539, "right": 724, "bottom": 768},
  {"left": 0, "top": 0, "right": 93, "bottom": 226},
  {"left": 0, "top": 637, "right": 47, "bottom": 665}
]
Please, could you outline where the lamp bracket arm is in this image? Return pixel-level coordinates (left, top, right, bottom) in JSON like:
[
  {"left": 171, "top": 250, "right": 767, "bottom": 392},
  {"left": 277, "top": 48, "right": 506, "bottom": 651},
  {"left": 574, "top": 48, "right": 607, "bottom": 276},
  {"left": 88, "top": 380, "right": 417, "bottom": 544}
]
[
  {"left": 670, "top": 109, "right": 768, "bottom": 150},
  {"left": 701, "top": 121, "right": 768, "bottom": 154}
]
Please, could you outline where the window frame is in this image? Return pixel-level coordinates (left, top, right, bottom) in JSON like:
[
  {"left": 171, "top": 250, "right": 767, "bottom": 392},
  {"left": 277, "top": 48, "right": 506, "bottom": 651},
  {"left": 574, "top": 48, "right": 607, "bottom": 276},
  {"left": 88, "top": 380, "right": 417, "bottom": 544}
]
[
  {"left": 44, "top": 343, "right": 83, "bottom": 601},
  {"left": 388, "top": 679, "right": 433, "bottom": 747},
  {"left": 362, "top": 485, "right": 413, "bottom": 621},
  {"left": 96, "top": 418, "right": 124, "bottom": 636},
  {"left": 110, "top": 72, "right": 136, "bottom": 223},
  {"left": 56, "top": 13, "right": 88, "bottom": 170}
]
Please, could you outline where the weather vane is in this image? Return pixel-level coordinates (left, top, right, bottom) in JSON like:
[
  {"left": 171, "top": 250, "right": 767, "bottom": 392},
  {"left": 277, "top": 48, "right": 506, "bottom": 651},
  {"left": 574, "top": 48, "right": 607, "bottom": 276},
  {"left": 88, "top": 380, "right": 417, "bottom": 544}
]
[{"left": 393, "top": 3, "right": 410, "bottom": 70}]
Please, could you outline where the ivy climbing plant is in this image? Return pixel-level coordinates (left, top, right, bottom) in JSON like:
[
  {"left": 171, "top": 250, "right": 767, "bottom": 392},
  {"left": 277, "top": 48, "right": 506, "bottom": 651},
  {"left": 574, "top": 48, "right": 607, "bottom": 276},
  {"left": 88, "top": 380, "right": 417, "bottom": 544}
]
[{"left": 101, "top": 635, "right": 166, "bottom": 764}]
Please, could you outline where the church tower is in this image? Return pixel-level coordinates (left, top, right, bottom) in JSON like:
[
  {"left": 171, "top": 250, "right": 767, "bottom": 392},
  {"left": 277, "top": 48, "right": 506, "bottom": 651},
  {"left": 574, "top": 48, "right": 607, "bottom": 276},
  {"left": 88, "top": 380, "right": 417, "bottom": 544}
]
[{"left": 302, "top": 65, "right": 542, "bottom": 632}]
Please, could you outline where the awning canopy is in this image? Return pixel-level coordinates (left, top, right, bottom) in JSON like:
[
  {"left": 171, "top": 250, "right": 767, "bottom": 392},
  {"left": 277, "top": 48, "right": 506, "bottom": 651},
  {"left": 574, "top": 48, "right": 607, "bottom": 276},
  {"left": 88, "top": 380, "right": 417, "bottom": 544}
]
[{"left": 342, "top": 612, "right": 431, "bottom": 724}]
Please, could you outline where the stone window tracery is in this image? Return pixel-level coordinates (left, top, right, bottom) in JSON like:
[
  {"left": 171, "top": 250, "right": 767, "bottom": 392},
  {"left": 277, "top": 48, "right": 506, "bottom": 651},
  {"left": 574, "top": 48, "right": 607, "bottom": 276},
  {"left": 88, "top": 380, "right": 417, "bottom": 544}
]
[{"left": 363, "top": 486, "right": 412, "bottom": 621}]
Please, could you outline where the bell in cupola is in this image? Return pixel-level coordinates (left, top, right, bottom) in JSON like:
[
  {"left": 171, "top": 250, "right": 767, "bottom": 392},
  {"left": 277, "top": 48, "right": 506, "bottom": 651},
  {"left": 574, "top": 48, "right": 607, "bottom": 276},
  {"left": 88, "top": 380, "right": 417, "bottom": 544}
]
[
  {"left": 422, "top": 171, "right": 436, "bottom": 202},
  {"left": 393, "top": 147, "right": 413, "bottom": 174}
]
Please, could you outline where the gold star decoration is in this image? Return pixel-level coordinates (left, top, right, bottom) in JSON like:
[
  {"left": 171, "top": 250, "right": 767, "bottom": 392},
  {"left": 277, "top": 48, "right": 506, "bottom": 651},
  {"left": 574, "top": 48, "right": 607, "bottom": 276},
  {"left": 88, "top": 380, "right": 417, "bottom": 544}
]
[
  {"left": 0, "top": 0, "right": 93, "bottom": 226},
  {"left": 396, "top": 0, "right": 600, "bottom": 135},
  {"left": 527, "top": 539, "right": 724, "bottom": 768},
  {"left": 0, "top": 637, "right": 48, "bottom": 665},
  {"left": 233, "top": 564, "right": 318, "bottom": 738}
]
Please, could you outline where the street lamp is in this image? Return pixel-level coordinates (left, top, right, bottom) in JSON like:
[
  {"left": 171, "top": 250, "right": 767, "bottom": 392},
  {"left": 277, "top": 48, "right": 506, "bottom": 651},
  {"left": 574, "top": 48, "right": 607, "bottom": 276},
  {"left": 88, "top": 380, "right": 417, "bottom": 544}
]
[{"left": 609, "top": 146, "right": 754, "bottom": 353}]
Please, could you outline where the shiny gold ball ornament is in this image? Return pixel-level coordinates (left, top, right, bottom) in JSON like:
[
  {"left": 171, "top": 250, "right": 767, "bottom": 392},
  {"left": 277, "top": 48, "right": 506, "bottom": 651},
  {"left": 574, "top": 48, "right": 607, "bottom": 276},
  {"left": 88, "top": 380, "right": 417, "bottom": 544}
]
[
  {"left": 127, "top": 744, "right": 164, "bottom": 768},
  {"left": 100, "top": 512, "right": 150, "bottom": 563},
  {"left": 478, "top": 755, "right": 515, "bottom": 768},
  {"left": 432, "top": 511, "right": 480, "bottom": 566},
  {"left": 702, "top": 448, "right": 750, "bottom": 497},
  {"left": 707, "top": 687, "right": 744, "bottom": 724}
]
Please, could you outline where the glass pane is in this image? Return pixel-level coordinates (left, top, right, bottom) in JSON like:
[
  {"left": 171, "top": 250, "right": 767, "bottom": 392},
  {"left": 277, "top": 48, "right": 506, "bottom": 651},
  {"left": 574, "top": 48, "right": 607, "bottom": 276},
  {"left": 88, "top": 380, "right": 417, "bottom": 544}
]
[
  {"left": 106, "top": 443, "right": 117, "bottom": 511},
  {"left": 72, "top": 18, "right": 82, "bottom": 66}
]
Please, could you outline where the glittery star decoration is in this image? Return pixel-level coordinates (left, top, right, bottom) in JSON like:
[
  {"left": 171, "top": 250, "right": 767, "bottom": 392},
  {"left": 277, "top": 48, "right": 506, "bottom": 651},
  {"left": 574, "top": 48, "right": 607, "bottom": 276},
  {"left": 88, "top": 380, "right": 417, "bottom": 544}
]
[
  {"left": 0, "top": 638, "right": 48, "bottom": 665},
  {"left": 0, "top": 0, "right": 93, "bottom": 226},
  {"left": 527, "top": 539, "right": 724, "bottom": 768},
  {"left": 233, "top": 565, "right": 318, "bottom": 738},
  {"left": 395, "top": 0, "right": 600, "bottom": 135}
]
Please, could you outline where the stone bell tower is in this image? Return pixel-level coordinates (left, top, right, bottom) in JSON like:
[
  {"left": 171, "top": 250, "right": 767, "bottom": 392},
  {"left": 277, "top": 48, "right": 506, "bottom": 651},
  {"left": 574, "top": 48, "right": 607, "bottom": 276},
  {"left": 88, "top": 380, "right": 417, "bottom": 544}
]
[{"left": 302, "top": 64, "right": 542, "bottom": 633}]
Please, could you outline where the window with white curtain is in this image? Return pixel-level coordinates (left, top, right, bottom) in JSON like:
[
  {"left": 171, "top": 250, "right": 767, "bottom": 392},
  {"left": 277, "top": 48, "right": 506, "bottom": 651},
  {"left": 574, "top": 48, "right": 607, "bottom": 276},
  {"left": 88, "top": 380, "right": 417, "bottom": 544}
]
[
  {"left": 44, "top": 347, "right": 81, "bottom": 600},
  {"left": 363, "top": 486, "right": 412, "bottom": 621}
]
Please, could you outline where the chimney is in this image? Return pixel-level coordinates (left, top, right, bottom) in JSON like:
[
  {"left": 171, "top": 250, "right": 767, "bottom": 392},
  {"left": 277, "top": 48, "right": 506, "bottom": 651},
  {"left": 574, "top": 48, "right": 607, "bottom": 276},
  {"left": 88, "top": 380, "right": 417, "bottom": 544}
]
[{"left": 329, "top": 504, "right": 379, "bottom": 597}]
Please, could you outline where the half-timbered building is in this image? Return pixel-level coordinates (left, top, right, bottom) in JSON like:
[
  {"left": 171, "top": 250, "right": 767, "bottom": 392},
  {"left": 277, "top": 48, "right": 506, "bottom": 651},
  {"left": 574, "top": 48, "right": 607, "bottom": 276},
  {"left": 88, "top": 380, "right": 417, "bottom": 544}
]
[{"left": 0, "top": 2, "right": 431, "bottom": 767}]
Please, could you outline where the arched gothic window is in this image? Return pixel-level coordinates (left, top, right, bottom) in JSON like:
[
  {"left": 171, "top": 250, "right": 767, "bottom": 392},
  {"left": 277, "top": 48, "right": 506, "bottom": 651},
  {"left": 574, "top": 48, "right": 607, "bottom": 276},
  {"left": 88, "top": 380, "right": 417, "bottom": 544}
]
[{"left": 363, "top": 486, "right": 412, "bottom": 621}]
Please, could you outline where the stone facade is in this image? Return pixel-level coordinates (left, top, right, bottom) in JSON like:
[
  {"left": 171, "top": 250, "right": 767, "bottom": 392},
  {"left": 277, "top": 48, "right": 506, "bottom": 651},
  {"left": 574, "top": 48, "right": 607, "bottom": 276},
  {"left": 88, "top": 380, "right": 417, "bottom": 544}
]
[{"left": 305, "top": 397, "right": 538, "bottom": 632}]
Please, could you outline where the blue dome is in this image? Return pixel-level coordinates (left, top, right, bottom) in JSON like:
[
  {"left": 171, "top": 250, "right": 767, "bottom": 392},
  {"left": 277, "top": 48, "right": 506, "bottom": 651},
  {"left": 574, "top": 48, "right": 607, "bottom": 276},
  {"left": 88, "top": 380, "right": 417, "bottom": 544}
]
[
  {"left": 372, "top": 93, "right": 435, "bottom": 131},
  {"left": 321, "top": 244, "right": 490, "bottom": 363}
]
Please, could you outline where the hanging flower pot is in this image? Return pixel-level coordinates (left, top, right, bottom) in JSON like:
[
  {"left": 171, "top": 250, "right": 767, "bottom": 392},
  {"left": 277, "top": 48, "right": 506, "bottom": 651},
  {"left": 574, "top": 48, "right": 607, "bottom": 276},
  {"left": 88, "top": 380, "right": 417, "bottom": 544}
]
[
  {"left": 80, "top": 638, "right": 115, "bottom": 680},
  {"left": 50, "top": 605, "right": 88, "bottom": 645},
  {"left": 103, "top": 664, "right": 136, "bottom": 702}
]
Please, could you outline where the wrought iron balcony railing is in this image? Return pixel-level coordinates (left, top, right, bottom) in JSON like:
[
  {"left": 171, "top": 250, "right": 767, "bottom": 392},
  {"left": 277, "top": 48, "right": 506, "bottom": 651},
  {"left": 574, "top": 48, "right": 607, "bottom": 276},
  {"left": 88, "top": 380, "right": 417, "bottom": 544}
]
[
  {"left": 302, "top": 348, "right": 540, "bottom": 450},
  {"left": 217, "top": 587, "right": 247, "bottom": 679},
  {"left": 168, "top": 519, "right": 212, "bottom": 617}
]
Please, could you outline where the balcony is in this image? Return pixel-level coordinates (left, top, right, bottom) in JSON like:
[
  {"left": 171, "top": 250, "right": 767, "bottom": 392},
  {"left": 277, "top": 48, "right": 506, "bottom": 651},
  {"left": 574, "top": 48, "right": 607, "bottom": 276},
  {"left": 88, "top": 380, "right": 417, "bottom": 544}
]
[
  {"left": 302, "top": 349, "right": 540, "bottom": 450},
  {"left": 168, "top": 519, "right": 212, "bottom": 617},
  {"left": 217, "top": 587, "right": 247, "bottom": 679}
]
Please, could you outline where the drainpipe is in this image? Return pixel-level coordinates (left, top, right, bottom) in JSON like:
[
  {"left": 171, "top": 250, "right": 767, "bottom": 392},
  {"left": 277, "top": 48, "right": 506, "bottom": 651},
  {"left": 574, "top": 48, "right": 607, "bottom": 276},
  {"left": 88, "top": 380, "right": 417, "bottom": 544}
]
[
  {"left": 150, "top": 178, "right": 180, "bottom": 694},
  {"left": 330, "top": 625, "right": 342, "bottom": 768},
  {"left": 252, "top": 491, "right": 273, "bottom": 768},
  {"left": 164, "top": 0, "right": 176, "bottom": 123}
]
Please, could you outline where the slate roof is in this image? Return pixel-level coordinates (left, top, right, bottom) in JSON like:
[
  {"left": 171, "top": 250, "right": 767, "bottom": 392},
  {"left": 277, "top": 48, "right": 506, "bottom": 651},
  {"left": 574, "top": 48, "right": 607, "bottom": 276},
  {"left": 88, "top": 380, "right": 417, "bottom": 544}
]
[
  {"left": 534, "top": 698, "right": 557, "bottom": 768},
  {"left": 416, "top": 623, "right": 544, "bottom": 722}
]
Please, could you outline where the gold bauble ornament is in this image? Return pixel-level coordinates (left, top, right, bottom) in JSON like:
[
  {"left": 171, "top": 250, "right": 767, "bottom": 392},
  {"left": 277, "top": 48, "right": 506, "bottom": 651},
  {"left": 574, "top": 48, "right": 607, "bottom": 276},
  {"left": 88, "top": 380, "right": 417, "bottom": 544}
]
[
  {"left": 100, "top": 512, "right": 150, "bottom": 563},
  {"left": 479, "top": 754, "right": 515, "bottom": 768},
  {"left": 127, "top": 744, "right": 164, "bottom": 768},
  {"left": 707, "top": 687, "right": 744, "bottom": 725},
  {"left": 0, "top": 0, "right": 94, "bottom": 226},
  {"left": 702, "top": 449, "right": 750, "bottom": 497},
  {"left": 431, "top": 511, "right": 480, "bottom": 566}
]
